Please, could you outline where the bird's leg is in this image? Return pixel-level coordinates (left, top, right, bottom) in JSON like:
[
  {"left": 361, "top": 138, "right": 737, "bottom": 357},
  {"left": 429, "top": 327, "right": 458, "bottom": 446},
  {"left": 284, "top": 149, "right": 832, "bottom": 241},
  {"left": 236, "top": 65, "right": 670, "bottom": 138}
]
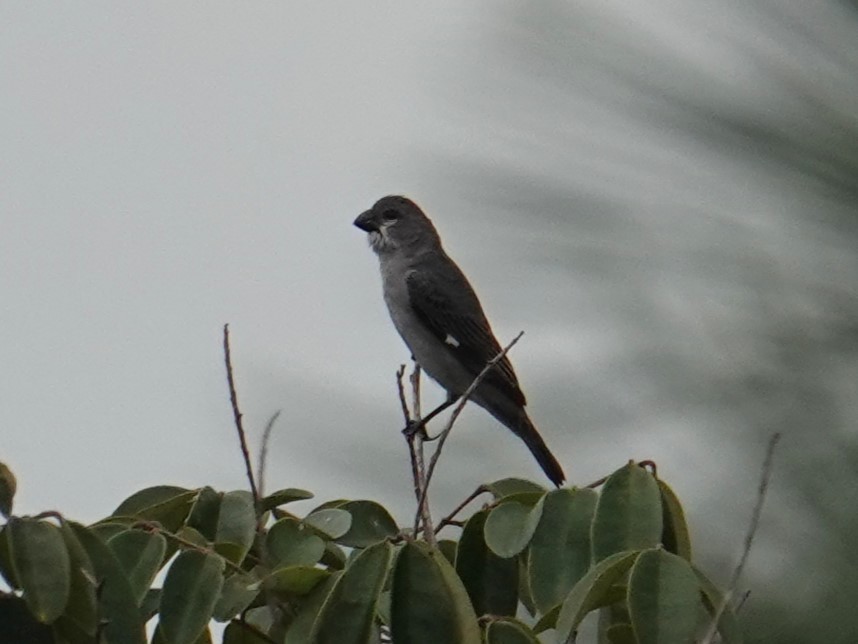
[{"left": 402, "top": 392, "right": 457, "bottom": 439}]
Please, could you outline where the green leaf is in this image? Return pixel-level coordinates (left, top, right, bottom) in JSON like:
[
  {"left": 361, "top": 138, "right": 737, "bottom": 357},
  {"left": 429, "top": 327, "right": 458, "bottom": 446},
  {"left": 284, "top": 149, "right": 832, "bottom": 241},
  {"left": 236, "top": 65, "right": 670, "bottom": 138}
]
[
  {"left": 0, "top": 525, "right": 20, "bottom": 589},
  {"left": 186, "top": 487, "right": 222, "bottom": 541},
  {"left": 455, "top": 509, "right": 518, "bottom": 616},
  {"left": 658, "top": 479, "right": 692, "bottom": 560},
  {"left": 484, "top": 478, "right": 546, "bottom": 500},
  {"left": 140, "top": 588, "right": 161, "bottom": 622},
  {"left": 493, "top": 491, "right": 546, "bottom": 508},
  {"left": 555, "top": 550, "right": 640, "bottom": 642},
  {"left": 309, "top": 498, "right": 349, "bottom": 512},
  {"left": 152, "top": 624, "right": 214, "bottom": 644},
  {"left": 605, "top": 622, "right": 637, "bottom": 644},
  {"left": 319, "top": 540, "right": 347, "bottom": 570},
  {"left": 7, "top": 517, "right": 70, "bottom": 624},
  {"left": 517, "top": 557, "right": 537, "bottom": 618},
  {"left": 336, "top": 500, "right": 398, "bottom": 547},
  {"left": 265, "top": 565, "right": 330, "bottom": 595},
  {"left": 694, "top": 565, "right": 744, "bottom": 644},
  {"left": 176, "top": 525, "right": 209, "bottom": 548},
  {"left": 266, "top": 517, "right": 325, "bottom": 568},
  {"left": 0, "top": 462, "right": 16, "bottom": 518},
  {"left": 0, "top": 595, "right": 53, "bottom": 643},
  {"left": 89, "top": 520, "right": 132, "bottom": 542},
  {"left": 214, "top": 490, "right": 256, "bottom": 564},
  {"left": 437, "top": 539, "right": 457, "bottom": 566},
  {"left": 213, "top": 571, "right": 260, "bottom": 622},
  {"left": 282, "top": 573, "right": 340, "bottom": 644},
  {"left": 485, "top": 618, "right": 541, "bottom": 644},
  {"left": 377, "top": 589, "right": 392, "bottom": 625},
  {"left": 52, "top": 613, "right": 97, "bottom": 644},
  {"left": 390, "top": 541, "right": 481, "bottom": 644},
  {"left": 311, "top": 540, "right": 393, "bottom": 643},
  {"left": 592, "top": 463, "right": 662, "bottom": 562},
  {"left": 484, "top": 497, "right": 544, "bottom": 559},
  {"left": 70, "top": 521, "right": 146, "bottom": 644},
  {"left": 303, "top": 508, "right": 352, "bottom": 539},
  {"left": 260, "top": 488, "right": 314, "bottom": 511},
  {"left": 112, "top": 486, "right": 198, "bottom": 533},
  {"left": 108, "top": 529, "right": 167, "bottom": 605},
  {"left": 159, "top": 550, "right": 225, "bottom": 644},
  {"left": 57, "top": 521, "right": 98, "bottom": 636},
  {"left": 223, "top": 620, "right": 272, "bottom": 644},
  {"left": 534, "top": 582, "right": 627, "bottom": 634},
  {"left": 628, "top": 548, "right": 699, "bottom": 644},
  {"left": 528, "top": 488, "right": 597, "bottom": 613}
]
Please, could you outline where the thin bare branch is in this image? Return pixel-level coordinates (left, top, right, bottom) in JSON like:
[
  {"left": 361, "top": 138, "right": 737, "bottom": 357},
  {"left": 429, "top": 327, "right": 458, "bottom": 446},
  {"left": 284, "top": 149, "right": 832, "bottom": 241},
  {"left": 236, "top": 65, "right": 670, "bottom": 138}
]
[
  {"left": 397, "top": 365, "right": 432, "bottom": 542},
  {"left": 700, "top": 432, "right": 781, "bottom": 644},
  {"left": 434, "top": 486, "right": 491, "bottom": 534},
  {"left": 397, "top": 366, "right": 421, "bottom": 499},
  {"left": 408, "top": 365, "right": 436, "bottom": 546},
  {"left": 396, "top": 364, "right": 411, "bottom": 424},
  {"left": 585, "top": 474, "right": 609, "bottom": 489},
  {"left": 409, "top": 364, "right": 422, "bottom": 420},
  {"left": 140, "top": 520, "right": 247, "bottom": 576},
  {"left": 257, "top": 410, "right": 282, "bottom": 500},
  {"left": 415, "top": 331, "right": 525, "bottom": 533},
  {"left": 223, "top": 324, "right": 260, "bottom": 512}
]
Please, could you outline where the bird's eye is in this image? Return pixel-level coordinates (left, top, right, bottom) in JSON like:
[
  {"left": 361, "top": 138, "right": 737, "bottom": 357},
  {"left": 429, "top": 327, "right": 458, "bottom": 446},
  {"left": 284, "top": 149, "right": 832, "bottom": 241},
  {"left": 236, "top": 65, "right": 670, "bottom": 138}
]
[{"left": 382, "top": 209, "right": 400, "bottom": 223}]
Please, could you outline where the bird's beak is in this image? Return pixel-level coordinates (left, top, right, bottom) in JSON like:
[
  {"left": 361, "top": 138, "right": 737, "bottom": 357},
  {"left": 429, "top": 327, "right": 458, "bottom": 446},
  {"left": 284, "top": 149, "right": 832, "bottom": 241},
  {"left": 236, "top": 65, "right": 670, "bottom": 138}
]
[{"left": 353, "top": 210, "right": 376, "bottom": 232}]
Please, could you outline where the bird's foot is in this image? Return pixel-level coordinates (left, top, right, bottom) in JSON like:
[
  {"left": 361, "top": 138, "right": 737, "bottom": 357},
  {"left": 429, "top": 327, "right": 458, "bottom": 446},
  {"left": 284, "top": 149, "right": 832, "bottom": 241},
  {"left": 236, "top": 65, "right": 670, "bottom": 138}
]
[{"left": 402, "top": 419, "right": 428, "bottom": 439}]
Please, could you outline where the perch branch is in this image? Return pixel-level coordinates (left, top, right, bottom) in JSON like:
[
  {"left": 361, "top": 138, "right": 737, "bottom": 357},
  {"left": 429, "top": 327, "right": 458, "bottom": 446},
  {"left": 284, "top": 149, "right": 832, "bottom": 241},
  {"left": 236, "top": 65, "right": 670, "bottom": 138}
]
[
  {"left": 398, "top": 365, "right": 434, "bottom": 543},
  {"left": 409, "top": 366, "right": 436, "bottom": 545},
  {"left": 414, "top": 331, "right": 524, "bottom": 535}
]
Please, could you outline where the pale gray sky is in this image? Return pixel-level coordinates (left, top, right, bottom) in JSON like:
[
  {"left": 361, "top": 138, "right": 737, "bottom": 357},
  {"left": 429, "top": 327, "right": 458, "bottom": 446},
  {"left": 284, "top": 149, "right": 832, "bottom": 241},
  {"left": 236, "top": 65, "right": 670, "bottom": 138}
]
[
  {"left": 1, "top": 4, "right": 493, "bottom": 520},
  {"left": 3, "top": 3, "right": 858, "bottom": 639}
]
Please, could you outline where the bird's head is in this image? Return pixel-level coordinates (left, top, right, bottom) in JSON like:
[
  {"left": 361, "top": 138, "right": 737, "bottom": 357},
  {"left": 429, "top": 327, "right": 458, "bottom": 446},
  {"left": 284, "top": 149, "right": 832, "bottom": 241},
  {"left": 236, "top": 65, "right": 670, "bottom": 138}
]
[{"left": 353, "top": 195, "right": 440, "bottom": 255}]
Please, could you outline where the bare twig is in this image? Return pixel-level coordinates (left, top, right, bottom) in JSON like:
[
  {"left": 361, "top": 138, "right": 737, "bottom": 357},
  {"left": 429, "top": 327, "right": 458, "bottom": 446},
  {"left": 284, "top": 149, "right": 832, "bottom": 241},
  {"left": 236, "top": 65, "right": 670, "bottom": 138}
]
[
  {"left": 34, "top": 510, "right": 64, "bottom": 523},
  {"left": 397, "top": 367, "right": 421, "bottom": 504},
  {"left": 398, "top": 365, "right": 432, "bottom": 542},
  {"left": 408, "top": 366, "right": 436, "bottom": 545},
  {"left": 409, "top": 364, "right": 423, "bottom": 421},
  {"left": 223, "top": 324, "right": 260, "bottom": 511},
  {"left": 585, "top": 474, "right": 609, "bottom": 489},
  {"left": 414, "top": 331, "right": 525, "bottom": 534},
  {"left": 434, "top": 486, "right": 491, "bottom": 534},
  {"left": 700, "top": 432, "right": 781, "bottom": 644},
  {"left": 139, "top": 520, "right": 247, "bottom": 575},
  {"left": 257, "top": 410, "right": 282, "bottom": 500},
  {"left": 735, "top": 589, "right": 752, "bottom": 614},
  {"left": 396, "top": 364, "right": 411, "bottom": 423}
]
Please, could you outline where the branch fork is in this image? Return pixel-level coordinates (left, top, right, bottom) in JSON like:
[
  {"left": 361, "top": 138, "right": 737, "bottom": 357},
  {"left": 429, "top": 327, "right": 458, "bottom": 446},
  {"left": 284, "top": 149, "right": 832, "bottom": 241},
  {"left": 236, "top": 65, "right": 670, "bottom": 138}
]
[{"left": 396, "top": 331, "right": 525, "bottom": 546}]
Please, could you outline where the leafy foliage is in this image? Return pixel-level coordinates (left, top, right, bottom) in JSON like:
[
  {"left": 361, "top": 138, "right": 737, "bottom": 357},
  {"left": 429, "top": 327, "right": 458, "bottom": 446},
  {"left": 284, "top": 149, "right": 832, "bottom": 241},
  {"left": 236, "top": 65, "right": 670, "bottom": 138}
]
[{"left": 0, "top": 460, "right": 741, "bottom": 643}]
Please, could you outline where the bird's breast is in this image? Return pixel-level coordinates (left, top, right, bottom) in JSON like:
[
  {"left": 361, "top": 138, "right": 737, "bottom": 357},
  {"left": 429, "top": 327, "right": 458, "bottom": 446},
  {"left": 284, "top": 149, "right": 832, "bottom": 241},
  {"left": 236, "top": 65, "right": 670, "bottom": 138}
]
[{"left": 377, "top": 262, "right": 473, "bottom": 395}]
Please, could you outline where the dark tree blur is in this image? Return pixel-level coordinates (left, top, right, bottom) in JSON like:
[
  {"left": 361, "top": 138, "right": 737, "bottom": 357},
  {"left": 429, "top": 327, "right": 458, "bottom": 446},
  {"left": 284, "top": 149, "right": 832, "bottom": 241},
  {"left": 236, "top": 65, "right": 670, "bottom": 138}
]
[{"left": 427, "top": 1, "right": 858, "bottom": 642}]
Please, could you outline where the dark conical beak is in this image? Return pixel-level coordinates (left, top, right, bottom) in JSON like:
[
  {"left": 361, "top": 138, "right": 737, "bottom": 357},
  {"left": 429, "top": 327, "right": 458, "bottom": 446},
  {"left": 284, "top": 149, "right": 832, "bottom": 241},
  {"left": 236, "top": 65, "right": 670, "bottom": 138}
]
[{"left": 353, "top": 210, "right": 376, "bottom": 232}]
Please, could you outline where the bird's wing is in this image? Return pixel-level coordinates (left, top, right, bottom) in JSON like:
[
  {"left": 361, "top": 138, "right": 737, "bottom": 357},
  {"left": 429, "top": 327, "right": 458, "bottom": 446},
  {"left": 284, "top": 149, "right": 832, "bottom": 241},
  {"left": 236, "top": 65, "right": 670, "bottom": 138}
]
[{"left": 406, "top": 267, "right": 526, "bottom": 406}]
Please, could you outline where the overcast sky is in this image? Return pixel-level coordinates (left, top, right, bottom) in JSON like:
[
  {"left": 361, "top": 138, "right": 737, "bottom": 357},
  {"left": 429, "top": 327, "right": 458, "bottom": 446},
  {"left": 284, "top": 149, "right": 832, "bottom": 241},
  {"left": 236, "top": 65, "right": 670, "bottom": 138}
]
[
  {"left": 3, "top": 3, "right": 858, "bottom": 639},
  {"left": 1, "top": 3, "right": 490, "bottom": 518}
]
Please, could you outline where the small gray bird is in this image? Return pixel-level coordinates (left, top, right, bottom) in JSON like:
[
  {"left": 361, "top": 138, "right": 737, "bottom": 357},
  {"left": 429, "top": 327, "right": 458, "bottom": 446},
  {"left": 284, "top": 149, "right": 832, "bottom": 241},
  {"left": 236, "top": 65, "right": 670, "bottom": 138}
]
[{"left": 354, "top": 195, "right": 565, "bottom": 486}]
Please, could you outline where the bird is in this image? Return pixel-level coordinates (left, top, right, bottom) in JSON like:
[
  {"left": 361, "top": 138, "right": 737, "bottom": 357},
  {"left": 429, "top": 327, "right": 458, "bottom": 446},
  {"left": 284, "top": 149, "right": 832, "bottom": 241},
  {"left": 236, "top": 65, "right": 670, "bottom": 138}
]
[{"left": 353, "top": 195, "right": 565, "bottom": 486}]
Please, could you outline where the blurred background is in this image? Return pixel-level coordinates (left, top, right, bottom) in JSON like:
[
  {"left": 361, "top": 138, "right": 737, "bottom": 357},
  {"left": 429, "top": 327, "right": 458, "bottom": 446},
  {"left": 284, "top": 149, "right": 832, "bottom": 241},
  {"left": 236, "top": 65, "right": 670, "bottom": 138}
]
[{"left": 2, "top": 2, "right": 857, "bottom": 642}]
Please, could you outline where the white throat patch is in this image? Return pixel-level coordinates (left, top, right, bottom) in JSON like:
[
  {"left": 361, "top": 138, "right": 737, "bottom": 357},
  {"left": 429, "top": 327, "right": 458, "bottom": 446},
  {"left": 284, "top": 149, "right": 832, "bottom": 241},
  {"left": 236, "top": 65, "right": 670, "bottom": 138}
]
[{"left": 367, "top": 223, "right": 399, "bottom": 254}]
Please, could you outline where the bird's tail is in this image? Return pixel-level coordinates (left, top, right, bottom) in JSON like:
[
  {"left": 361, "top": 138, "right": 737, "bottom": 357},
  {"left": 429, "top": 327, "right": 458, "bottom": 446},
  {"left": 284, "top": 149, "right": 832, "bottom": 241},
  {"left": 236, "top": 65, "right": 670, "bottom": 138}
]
[
  {"left": 514, "top": 413, "right": 566, "bottom": 487},
  {"left": 481, "top": 399, "right": 565, "bottom": 486}
]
